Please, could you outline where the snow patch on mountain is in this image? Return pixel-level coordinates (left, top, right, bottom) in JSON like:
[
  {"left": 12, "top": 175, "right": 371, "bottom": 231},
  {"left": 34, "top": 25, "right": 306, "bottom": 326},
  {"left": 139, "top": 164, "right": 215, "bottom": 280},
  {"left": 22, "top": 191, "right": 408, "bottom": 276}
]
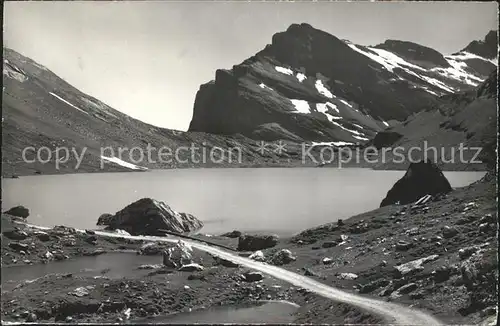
[
  {"left": 315, "top": 80, "right": 335, "bottom": 98},
  {"left": 339, "top": 99, "right": 353, "bottom": 108},
  {"left": 316, "top": 102, "right": 340, "bottom": 114},
  {"left": 347, "top": 43, "right": 459, "bottom": 94},
  {"left": 422, "top": 87, "right": 440, "bottom": 96},
  {"left": 316, "top": 103, "right": 342, "bottom": 122},
  {"left": 418, "top": 75, "right": 456, "bottom": 93},
  {"left": 347, "top": 44, "right": 402, "bottom": 72},
  {"left": 449, "top": 51, "right": 499, "bottom": 65},
  {"left": 259, "top": 83, "right": 274, "bottom": 91},
  {"left": 275, "top": 66, "right": 294, "bottom": 75},
  {"left": 353, "top": 135, "right": 370, "bottom": 141},
  {"left": 296, "top": 73, "right": 307, "bottom": 82},
  {"left": 432, "top": 59, "right": 483, "bottom": 87},
  {"left": 49, "top": 92, "right": 89, "bottom": 115},
  {"left": 312, "top": 141, "right": 355, "bottom": 147},
  {"left": 330, "top": 120, "right": 367, "bottom": 138},
  {"left": 290, "top": 99, "right": 311, "bottom": 113},
  {"left": 101, "top": 156, "right": 148, "bottom": 170}
]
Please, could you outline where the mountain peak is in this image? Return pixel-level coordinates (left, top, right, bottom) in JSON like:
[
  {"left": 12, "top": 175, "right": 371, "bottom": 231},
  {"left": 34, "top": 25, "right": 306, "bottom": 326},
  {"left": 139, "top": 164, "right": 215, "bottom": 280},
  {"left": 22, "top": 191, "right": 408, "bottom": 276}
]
[
  {"left": 285, "top": 22, "right": 315, "bottom": 33},
  {"left": 460, "top": 30, "right": 498, "bottom": 59},
  {"left": 374, "top": 39, "right": 450, "bottom": 68},
  {"left": 188, "top": 25, "right": 495, "bottom": 144}
]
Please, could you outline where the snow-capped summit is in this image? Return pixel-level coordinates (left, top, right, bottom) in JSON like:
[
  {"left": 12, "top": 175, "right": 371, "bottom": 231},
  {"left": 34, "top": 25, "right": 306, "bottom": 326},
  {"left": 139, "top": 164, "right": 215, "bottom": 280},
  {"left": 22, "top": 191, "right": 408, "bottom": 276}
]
[{"left": 189, "top": 24, "right": 496, "bottom": 144}]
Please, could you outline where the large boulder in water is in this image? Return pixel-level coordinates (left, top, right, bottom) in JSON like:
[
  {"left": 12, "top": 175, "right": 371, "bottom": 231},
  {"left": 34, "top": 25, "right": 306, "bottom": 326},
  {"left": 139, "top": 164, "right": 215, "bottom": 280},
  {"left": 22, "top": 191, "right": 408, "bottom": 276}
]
[
  {"left": 380, "top": 161, "right": 452, "bottom": 207},
  {"left": 96, "top": 198, "right": 203, "bottom": 235},
  {"left": 237, "top": 234, "right": 279, "bottom": 251}
]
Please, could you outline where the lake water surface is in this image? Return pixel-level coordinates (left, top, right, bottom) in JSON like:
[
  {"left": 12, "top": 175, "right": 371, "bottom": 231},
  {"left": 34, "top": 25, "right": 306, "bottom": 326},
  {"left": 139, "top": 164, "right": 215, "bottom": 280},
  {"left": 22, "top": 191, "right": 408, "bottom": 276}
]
[
  {"left": 132, "top": 301, "right": 299, "bottom": 324},
  {"left": 1, "top": 168, "right": 486, "bottom": 236}
]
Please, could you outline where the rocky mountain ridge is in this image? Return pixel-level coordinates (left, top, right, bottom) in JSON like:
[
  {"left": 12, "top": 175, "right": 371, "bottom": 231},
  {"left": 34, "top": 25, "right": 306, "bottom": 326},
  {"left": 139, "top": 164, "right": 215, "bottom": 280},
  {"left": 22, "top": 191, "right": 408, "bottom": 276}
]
[
  {"left": 2, "top": 48, "right": 303, "bottom": 176},
  {"left": 189, "top": 24, "right": 497, "bottom": 144},
  {"left": 2, "top": 27, "right": 497, "bottom": 176},
  {"left": 369, "top": 69, "right": 497, "bottom": 171}
]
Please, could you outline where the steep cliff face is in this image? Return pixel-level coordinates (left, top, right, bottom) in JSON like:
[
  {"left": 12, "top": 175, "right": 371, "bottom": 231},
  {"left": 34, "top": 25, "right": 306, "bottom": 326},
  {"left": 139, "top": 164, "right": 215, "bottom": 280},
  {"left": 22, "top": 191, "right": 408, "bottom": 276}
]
[{"left": 189, "top": 24, "right": 496, "bottom": 143}]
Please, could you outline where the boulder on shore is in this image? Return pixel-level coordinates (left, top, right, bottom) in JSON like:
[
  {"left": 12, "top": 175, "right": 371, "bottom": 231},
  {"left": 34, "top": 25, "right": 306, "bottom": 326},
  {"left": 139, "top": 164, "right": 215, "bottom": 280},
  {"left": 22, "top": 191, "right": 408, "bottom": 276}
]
[
  {"left": 242, "top": 271, "right": 264, "bottom": 282},
  {"left": 380, "top": 160, "right": 452, "bottom": 207},
  {"left": 96, "top": 198, "right": 203, "bottom": 235},
  {"left": 3, "top": 206, "right": 29, "bottom": 219},
  {"left": 269, "top": 249, "right": 296, "bottom": 266},
  {"left": 394, "top": 254, "right": 439, "bottom": 277},
  {"left": 237, "top": 234, "right": 279, "bottom": 251},
  {"left": 162, "top": 240, "right": 193, "bottom": 268},
  {"left": 248, "top": 250, "right": 266, "bottom": 262}
]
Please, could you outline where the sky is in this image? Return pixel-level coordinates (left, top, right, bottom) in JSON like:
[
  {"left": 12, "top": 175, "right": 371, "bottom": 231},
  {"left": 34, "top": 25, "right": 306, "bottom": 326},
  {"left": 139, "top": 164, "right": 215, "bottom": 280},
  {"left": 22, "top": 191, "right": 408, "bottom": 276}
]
[{"left": 3, "top": 1, "right": 498, "bottom": 131}]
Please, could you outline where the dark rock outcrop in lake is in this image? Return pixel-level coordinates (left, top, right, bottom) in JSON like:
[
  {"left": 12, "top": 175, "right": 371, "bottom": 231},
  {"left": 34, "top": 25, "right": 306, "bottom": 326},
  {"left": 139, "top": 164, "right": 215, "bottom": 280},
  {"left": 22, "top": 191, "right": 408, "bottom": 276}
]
[
  {"left": 237, "top": 234, "right": 279, "bottom": 251},
  {"left": 3, "top": 206, "right": 30, "bottom": 219},
  {"left": 380, "top": 161, "right": 452, "bottom": 207},
  {"left": 96, "top": 198, "right": 203, "bottom": 236}
]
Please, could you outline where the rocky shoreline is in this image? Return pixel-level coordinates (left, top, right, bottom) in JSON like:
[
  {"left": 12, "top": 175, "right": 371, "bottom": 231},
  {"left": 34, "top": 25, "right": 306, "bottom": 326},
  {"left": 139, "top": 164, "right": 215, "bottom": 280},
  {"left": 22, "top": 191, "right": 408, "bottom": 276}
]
[
  {"left": 1, "top": 216, "right": 380, "bottom": 324},
  {"left": 1, "top": 169, "right": 497, "bottom": 324}
]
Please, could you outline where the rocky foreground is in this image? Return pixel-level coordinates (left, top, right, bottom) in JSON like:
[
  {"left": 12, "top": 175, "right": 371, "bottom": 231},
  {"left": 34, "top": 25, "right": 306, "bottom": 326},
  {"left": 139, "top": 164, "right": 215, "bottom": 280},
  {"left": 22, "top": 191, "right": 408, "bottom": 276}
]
[
  {"left": 1, "top": 171, "right": 497, "bottom": 324},
  {"left": 195, "top": 171, "right": 498, "bottom": 325},
  {"left": 0, "top": 216, "right": 379, "bottom": 324}
]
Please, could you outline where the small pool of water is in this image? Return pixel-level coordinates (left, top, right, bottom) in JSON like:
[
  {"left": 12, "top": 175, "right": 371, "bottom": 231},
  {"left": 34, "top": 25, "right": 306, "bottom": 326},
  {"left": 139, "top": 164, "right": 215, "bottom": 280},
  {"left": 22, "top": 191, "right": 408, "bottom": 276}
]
[
  {"left": 1, "top": 252, "right": 161, "bottom": 291},
  {"left": 132, "top": 301, "right": 299, "bottom": 324},
  {"left": 1, "top": 253, "right": 299, "bottom": 324}
]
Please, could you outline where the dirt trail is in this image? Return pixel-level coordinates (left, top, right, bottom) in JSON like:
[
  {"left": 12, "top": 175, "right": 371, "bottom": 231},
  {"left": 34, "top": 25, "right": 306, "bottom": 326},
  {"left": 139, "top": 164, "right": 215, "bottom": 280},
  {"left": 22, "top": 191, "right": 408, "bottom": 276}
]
[{"left": 12, "top": 223, "right": 441, "bottom": 325}]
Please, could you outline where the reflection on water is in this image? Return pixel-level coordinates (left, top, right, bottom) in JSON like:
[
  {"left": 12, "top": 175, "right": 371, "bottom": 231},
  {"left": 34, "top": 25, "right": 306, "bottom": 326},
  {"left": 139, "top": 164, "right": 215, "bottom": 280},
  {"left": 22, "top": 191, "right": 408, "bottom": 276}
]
[
  {"left": 1, "top": 252, "right": 161, "bottom": 291},
  {"left": 1, "top": 168, "right": 486, "bottom": 236},
  {"left": 132, "top": 301, "right": 299, "bottom": 324}
]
